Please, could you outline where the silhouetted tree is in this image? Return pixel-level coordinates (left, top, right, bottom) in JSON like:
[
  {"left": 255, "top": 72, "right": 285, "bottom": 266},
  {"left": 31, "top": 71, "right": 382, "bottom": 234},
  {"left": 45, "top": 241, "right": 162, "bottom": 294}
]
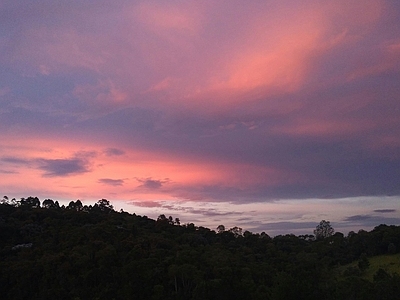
[
  {"left": 157, "top": 214, "right": 167, "bottom": 222},
  {"left": 20, "top": 196, "right": 40, "bottom": 208},
  {"left": 67, "top": 201, "right": 76, "bottom": 210},
  {"left": 314, "top": 220, "right": 334, "bottom": 240},
  {"left": 217, "top": 224, "right": 225, "bottom": 233},
  {"left": 94, "top": 199, "right": 113, "bottom": 212},
  {"left": 42, "top": 199, "right": 57, "bottom": 209},
  {"left": 229, "top": 226, "right": 243, "bottom": 238},
  {"left": 75, "top": 199, "right": 83, "bottom": 211}
]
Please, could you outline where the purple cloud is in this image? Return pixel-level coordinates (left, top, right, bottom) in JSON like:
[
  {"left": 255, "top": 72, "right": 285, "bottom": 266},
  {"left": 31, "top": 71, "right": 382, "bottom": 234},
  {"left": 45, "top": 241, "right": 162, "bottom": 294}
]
[
  {"left": 343, "top": 215, "right": 400, "bottom": 228},
  {"left": 129, "top": 201, "right": 164, "bottom": 208},
  {"left": 37, "top": 158, "right": 89, "bottom": 177},
  {"left": 344, "top": 215, "right": 372, "bottom": 222},
  {"left": 0, "top": 169, "right": 18, "bottom": 174},
  {"left": 246, "top": 221, "right": 318, "bottom": 236},
  {"left": 1, "top": 157, "right": 30, "bottom": 165},
  {"left": 136, "top": 178, "right": 169, "bottom": 190},
  {"left": 104, "top": 148, "right": 125, "bottom": 156},
  {"left": 374, "top": 209, "right": 397, "bottom": 213},
  {"left": 98, "top": 178, "right": 124, "bottom": 186}
]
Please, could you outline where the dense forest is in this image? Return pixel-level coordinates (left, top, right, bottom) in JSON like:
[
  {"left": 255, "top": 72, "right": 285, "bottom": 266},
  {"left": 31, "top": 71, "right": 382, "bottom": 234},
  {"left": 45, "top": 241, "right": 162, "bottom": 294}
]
[{"left": 1, "top": 196, "right": 400, "bottom": 300}]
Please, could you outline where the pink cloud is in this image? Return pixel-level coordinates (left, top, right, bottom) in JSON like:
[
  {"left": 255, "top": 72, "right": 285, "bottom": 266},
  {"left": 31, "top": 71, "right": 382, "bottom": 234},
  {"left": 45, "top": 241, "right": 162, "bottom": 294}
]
[
  {"left": 3, "top": 0, "right": 387, "bottom": 115},
  {"left": 134, "top": 2, "right": 204, "bottom": 34}
]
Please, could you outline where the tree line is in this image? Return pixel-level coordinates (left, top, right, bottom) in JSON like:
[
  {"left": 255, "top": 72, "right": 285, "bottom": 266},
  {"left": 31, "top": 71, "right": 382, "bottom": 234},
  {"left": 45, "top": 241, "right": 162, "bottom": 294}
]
[
  {"left": 0, "top": 196, "right": 399, "bottom": 299},
  {"left": 1, "top": 196, "right": 114, "bottom": 212}
]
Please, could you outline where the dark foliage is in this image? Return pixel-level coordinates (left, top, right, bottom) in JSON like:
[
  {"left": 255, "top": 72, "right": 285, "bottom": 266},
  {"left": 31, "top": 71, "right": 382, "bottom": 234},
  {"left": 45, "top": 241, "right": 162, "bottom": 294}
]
[{"left": 0, "top": 197, "right": 400, "bottom": 299}]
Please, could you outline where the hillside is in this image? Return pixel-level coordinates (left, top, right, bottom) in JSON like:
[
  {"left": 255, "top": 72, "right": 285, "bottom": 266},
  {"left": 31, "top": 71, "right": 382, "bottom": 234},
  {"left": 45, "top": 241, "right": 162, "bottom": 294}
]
[
  {"left": 365, "top": 254, "right": 400, "bottom": 279},
  {"left": 1, "top": 199, "right": 400, "bottom": 300},
  {"left": 338, "top": 253, "right": 400, "bottom": 281}
]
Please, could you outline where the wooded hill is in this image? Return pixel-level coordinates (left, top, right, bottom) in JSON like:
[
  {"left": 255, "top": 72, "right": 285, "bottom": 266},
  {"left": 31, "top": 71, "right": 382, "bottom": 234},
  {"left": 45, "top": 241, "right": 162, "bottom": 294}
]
[{"left": 1, "top": 197, "right": 400, "bottom": 299}]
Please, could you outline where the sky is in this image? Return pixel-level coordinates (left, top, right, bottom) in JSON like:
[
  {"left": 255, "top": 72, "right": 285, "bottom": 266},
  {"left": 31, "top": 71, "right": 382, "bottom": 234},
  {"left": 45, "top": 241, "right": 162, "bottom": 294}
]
[{"left": 1, "top": 0, "right": 400, "bottom": 236}]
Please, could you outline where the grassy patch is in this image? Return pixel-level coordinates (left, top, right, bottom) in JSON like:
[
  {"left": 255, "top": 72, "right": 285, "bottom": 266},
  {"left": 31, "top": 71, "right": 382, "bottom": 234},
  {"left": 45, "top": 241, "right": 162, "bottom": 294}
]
[
  {"left": 363, "top": 253, "right": 400, "bottom": 281},
  {"left": 338, "top": 253, "right": 400, "bottom": 281}
]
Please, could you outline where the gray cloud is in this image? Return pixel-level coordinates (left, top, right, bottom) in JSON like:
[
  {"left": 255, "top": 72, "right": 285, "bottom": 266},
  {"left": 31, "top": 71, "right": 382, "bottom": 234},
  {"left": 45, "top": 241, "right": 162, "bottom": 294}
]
[
  {"left": 98, "top": 178, "right": 124, "bottom": 186},
  {"left": 187, "top": 208, "right": 243, "bottom": 217},
  {"left": 136, "top": 178, "right": 169, "bottom": 190},
  {"left": 236, "top": 217, "right": 253, "bottom": 222},
  {"left": 342, "top": 215, "right": 400, "bottom": 228},
  {"left": 374, "top": 209, "right": 397, "bottom": 213},
  {"left": 0, "top": 169, "right": 18, "bottom": 174},
  {"left": 1, "top": 153, "right": 93, "bottom": 177},
  {"left": 1, "top": 157, "right": 30, "bottom": 165},
  {"left": 104, "top": 148, "right": 125, "bottom": 156},
  {"left": 129, "top": 201, "right": 164, "bottom": 208},
  {"left": 128, "top": 200, "right": 242, "bottom": 217},
  {"left": 344, "top": 215, "right": 372, "bottom": 222},
  {"left": 37, "top": 158, "right": 89, "bottom": 177},
  {"left": 170, "top": 184, "right": 256, "bottom": 202},
  {"left": 246, "top": 221, "right": 318, "bottom": 236}
]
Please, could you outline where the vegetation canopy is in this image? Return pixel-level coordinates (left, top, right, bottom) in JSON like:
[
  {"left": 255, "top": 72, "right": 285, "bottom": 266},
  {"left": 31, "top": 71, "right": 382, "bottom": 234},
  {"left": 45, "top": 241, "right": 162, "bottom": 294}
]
[{"left": 1, "top": 196, "right": 400, "bottom": 300}]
